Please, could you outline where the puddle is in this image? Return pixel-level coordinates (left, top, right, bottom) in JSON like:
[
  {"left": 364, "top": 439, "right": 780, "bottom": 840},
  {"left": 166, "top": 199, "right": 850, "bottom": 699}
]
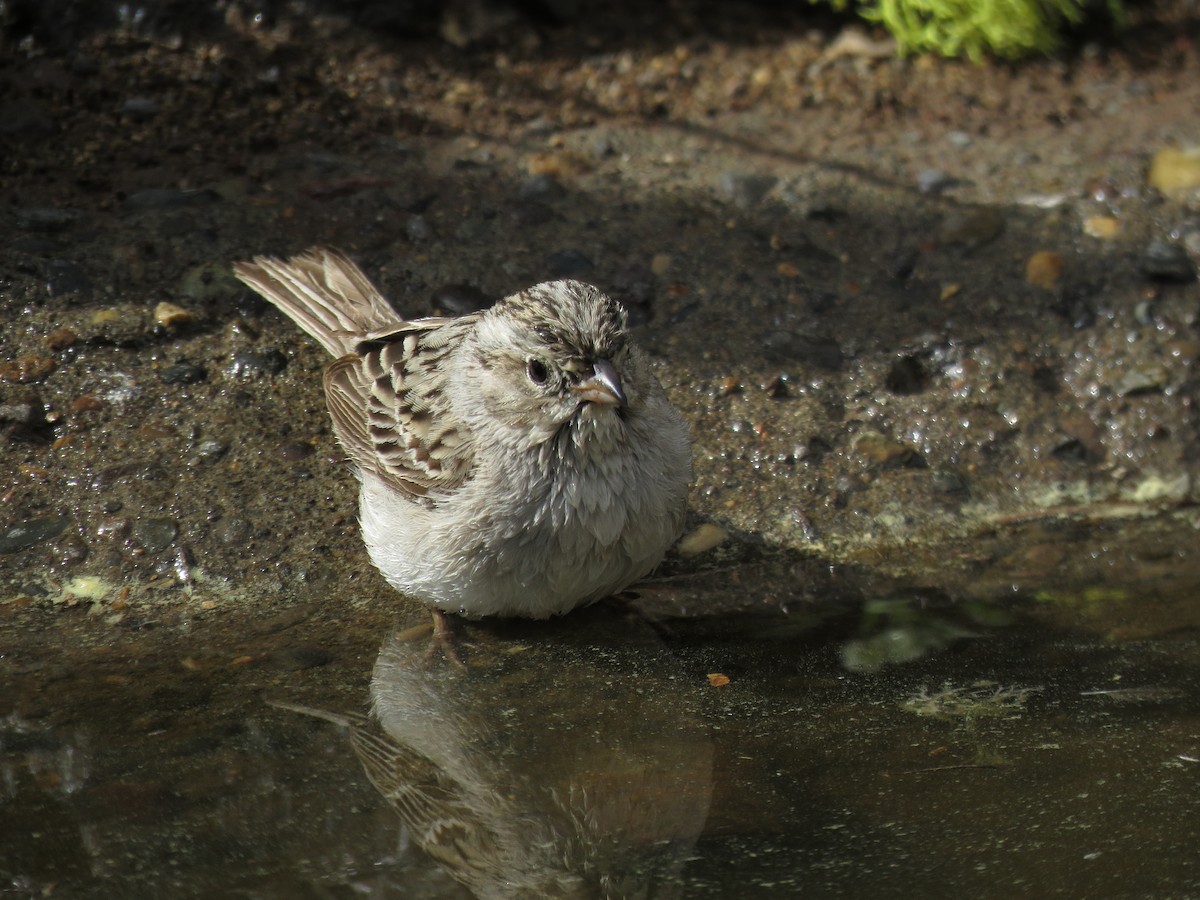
[{"left": 3, "top": 513, "right": 1199, "bottom": 898}]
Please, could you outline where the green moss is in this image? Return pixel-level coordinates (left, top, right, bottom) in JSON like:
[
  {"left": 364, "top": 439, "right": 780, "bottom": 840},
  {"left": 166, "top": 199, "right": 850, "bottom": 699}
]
[{"left": 818, "top": 0, "right": 1127, "bottom": 62}]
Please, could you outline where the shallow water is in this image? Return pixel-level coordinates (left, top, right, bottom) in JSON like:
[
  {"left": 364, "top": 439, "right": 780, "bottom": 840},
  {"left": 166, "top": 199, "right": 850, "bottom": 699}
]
[{"left": 3, "top": 512, "right": 1198, "bottom": 898}]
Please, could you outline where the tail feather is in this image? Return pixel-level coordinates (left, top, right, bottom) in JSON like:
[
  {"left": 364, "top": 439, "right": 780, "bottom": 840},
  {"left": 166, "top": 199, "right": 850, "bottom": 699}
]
[{"left": 233, "top": 247, "right": 404, "bottom": 357}]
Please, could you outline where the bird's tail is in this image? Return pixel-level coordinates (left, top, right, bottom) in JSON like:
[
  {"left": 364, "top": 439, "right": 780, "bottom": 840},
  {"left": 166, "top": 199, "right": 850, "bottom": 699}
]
[{"left": 233, "top": 247, "right": 405, "bottom": 357}]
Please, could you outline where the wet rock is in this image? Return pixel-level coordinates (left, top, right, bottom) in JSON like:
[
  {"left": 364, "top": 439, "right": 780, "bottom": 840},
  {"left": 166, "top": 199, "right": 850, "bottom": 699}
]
[
  {"left": 0, "top": 396, "right": 50, "bottom": 431},
  {"left": 528, "top": 151, "right": 592, "bottom": 179},
  {"left": 719, "top": 172, "right": 778, "bottom": 207},
  {"left": 278, "top": 439, "right": 313, "bottom": 461},
  {"left": 916, "top": 169, "right": 955, "bottom": 194},
  {"left": 762, "top": 331, "right": 844, "bottom": 371},
  {"left": 161, "top": 360, "right": 207, "bottom": 385},
  {"left": 929, "top": 466, "right": 968, "bottom": 495},
  {"left": 16, "top": 208, "right": 81, "bottom": 233},
  {"left": 852, "top": 431, "right": 922, "bottom": 469},
  {"left": 131, "top": 518, "right": 178, "bottom": 553},
  {"left": 1148, "top": 146, "right": 1200, "bottom": 200},
  {"left": 546, "top": 249, "right": 594, "bottom": 278},
  {"left": 0, "top": 356, "right": 57, "bottom": 384},
  {"left": 45, "top": 327, "right": 78, "bottom": 351},
  {"left": 212, "top": 517, "right": 252, "bottom": 546},
  {"left": 762, "top": 374, "right": 789, "bottom": 398},
  {"left": 937, "top": 207, "right": 1005, "bottom": 247},
  {"left": 1024, "top": 250, "right": 1063, "bottom": 290},
  {"left": 518, "top": 173, "right": 567, "bottom": 201},
  {"left": 1140, "top": 240, "right": 1196, "bottom": 283},
  {"left": 119, "top": 97, "right": 159, "bottom": 121},
  {"left": 54, "top": 534, "right": 89, "bottom": 566},
  {"left": 405, "top": 214, "right": 432, "bottom": 243},
  {"left": 95, "top": 516, "right": 132, "bottom": 543},
  {"left": 1083, "top": 215, "right": 1120, "bottom": 239},
  {"left": 154, "top": 302, "right": 195, "bottom": 332},
  {"left": 90, "top": 462, "right": 167, "bottom": 490},
  {"left": 431, "top": 283, "right": 491, "bottom": 315},
  {"left": 0, "top": 515, "right": 71, "bottom": 553},
  {"left": 590, "top": 134, "right": 615, "bottom": 157},
  {"left": 195, "top": 439, "right": 229, "bottom": 463},
  {"left": 1114, "top": 364, "right": 1169, "bottom": 397},
  {"left": 45, "top": 259, "right": 92, "bottom": 299},
  {"left": 156, "top": 546, "right": 194, "bottom": 583},
  {"left": 227, "top": 349, "right": 287, "bottom": 378}
]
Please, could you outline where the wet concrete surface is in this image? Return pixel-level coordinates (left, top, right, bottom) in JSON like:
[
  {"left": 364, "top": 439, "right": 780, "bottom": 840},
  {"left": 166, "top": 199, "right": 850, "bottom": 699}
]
[{"left": 2, "top": 2, "right": 1200, "bottom": 897}]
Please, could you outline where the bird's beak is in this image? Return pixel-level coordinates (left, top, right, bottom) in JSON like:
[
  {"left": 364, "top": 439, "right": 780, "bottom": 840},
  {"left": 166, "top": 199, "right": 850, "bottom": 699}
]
[{"left": 573, "top": 358, "right": 626, "bottom": 407}]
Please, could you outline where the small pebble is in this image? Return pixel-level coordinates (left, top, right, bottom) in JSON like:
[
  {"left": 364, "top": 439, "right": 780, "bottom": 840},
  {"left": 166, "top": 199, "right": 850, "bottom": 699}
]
[
  {"left": 131, "top": 518, "right": 178, "bottom": 554},
  {"left": 212, "top": 517, "right": 253, "bottom": 546},
  {"left": 154, "top": 301, "right": 195, "bottom": 331},
  {"left": 1148, "top": 146, "right": 1200, "bottom": 199},
  {"left": 518, "top": 173, "right": 567, "bottom": 201},
  {"left": 938, "top": 208, "right": 1005, "bottom": 247},
  {"left": 527, "top": 151, "right": 591, "bottom": 179},
  {"left": 677, "top": 522, "right": 728, "bottom": 557},
  {"left": 1083, "top": 215, "right": 1120, "bottom": 239},
  {"left": 45, "top": 327, "right": 78, "bottom": 351},
  {"left": 227, "top": 349, "right": 287, "bottom": 378},
  {"left": 195, "top": 439, "right": 229, "bottom": 463},
  {"left": 278, "top": 439, "right": 314, "bottom": 461},
  {"left": 0, "top": 516, "right": 70, "bottom": 553},
  {"left": 160, "top": 360, "right": 207, "bottom": 385},
  {"left": 1140, "top": 240, "right": 1196, "bottom": 282},
  {"left": 718, "top": 172, "right": 778, "bottom": 208},
  {"left": 1114, "top": 365, "right": 1169, "bottom": 397},
  {"left": 119, "top": 97, "right": 159, "bottom": 121},
  {"left": 406, "top": 214, "right": 432, "bottom": 243},
  {"left": 916, "top": 168, "right": 954, "bottom": 194},
  {"left": 17, "top": 208, "right": 80, "bottom": 232},
  {"left": 1, "top": 356, "right": 57, "bottom": 384},
  {"left": 852, "top": 431, "right": 921, "bottom": 469},
  {"left": 1025, "top": 250, "right": 1064, "bottom": 290},
  {"left": 96, "top": 517, "right": 132, "bottom": 542},
  {"left": 54, "top": 535, "right": 89, "bottom": 566}
]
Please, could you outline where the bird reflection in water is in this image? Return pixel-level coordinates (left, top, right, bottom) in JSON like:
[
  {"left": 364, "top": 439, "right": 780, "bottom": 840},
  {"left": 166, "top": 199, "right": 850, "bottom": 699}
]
[{"left": 273, "top": 606, "right": 714, "bottom": 898}]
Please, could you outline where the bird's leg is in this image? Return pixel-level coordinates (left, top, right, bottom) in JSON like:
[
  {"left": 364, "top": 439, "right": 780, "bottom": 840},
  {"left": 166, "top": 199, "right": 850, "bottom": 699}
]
[{"left": 427, "top": 608, "right": 466, "bottom": 668}]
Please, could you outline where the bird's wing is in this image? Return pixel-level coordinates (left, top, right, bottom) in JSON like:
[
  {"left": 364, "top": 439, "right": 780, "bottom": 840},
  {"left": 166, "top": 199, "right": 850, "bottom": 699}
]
[{"left": 323, "top": 317, "right": 476, "bottom": 498}]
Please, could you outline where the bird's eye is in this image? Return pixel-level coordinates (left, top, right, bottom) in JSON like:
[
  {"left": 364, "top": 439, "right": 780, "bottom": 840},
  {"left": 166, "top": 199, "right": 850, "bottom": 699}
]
[{"left": 526, "top": 358, "right": 551, "bottom": 385}]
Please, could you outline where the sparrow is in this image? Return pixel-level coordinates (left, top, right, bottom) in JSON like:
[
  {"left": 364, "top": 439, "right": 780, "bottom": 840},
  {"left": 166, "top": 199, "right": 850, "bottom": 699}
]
[{"left": 233, "top": 248, "right": 691, "bottom": 619}]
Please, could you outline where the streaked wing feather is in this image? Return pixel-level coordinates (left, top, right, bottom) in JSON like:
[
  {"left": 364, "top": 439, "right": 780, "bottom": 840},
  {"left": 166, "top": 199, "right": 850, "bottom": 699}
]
[{"left": 323, "top": 319, "right": 475, "bottom": 498}]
